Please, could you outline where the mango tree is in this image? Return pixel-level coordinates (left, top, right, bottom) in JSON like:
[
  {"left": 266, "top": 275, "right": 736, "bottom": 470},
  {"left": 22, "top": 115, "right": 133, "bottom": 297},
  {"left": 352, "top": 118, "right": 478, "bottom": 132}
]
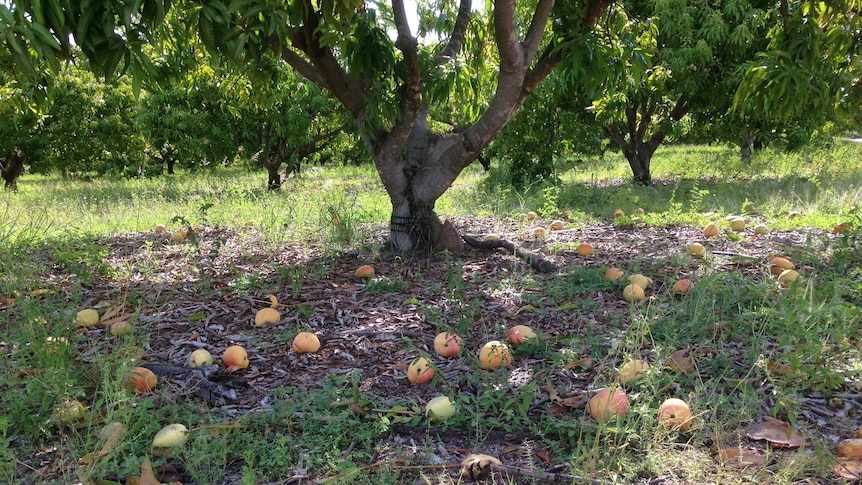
[
  {"left": 0, "top": 76, "right": 46, "bottom": 190},
  {"left": 732, "top": 0, "right": 862, "bottom": 149},
  {"left": 138, "top": 81, "right": 242, "bottom": 176},
  {"left": 229, "top": 58, "right": 352, "bottom": 189},
  {"left": 564, "top": 0, "right": 776, "bottom": 184},
  {"left": 40, "top": 65, "right": 146, "bottom": 178},
  {"left": 0, "top": 0, "right": 613, "bottom": 253}
]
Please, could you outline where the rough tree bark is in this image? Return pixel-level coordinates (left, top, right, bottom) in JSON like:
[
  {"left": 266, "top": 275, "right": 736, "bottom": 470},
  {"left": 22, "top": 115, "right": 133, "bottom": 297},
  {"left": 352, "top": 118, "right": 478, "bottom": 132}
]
[
  {"left": 1, "top": 151, "right": 28, "bottom": 191},
  {"left": 277, "top": 0, "right": 610, "bottom": 253},
  {"left": 605, "top": 97, "right": 689, "bottom": 185}
]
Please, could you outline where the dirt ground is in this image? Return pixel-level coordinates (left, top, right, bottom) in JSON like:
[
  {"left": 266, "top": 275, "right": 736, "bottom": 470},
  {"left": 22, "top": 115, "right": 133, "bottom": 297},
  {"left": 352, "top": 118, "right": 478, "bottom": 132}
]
[{"left": 25, "top": 217, "right": 861, "bottom": 484}]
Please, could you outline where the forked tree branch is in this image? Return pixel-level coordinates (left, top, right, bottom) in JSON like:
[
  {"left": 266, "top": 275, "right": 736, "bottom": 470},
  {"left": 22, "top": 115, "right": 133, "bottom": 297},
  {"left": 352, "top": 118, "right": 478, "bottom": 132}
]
[{"left": 289, "top": 1, "right": 367, "bottom": 118}]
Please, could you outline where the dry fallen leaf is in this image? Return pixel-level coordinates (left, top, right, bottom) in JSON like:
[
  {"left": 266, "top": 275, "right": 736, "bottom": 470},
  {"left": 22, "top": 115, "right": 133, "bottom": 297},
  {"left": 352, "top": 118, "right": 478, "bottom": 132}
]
[
  {"left": 667, "top": 348, "right": 696, "bottom": 373},
  {"left": 835, "top": 457, "right": 862, "bottom": 479},
  {"left": 126, "top": 457, "right": 162, "bottom": 485},
  {"left": 126, "top": 457, "right": 184, "bottom": 485},
  {"left": 745, "top": 417, "right": 805, "bottom": 448},
  {"left": 541, "top": 385, "right": 585, "bottom": 408},
  {"left": 565, "top": 357, "right": 592, "bottom": 370},
  {"left": 713, "top": 447, "right": 768, "bottom": 468},
  {"left": 766, "top": 361, "right": 793, "bottom": 376}
]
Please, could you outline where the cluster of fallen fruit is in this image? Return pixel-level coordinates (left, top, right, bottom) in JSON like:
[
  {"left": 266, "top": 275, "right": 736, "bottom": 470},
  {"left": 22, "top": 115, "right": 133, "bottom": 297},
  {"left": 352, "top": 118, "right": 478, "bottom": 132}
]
[{"left": 44, "top": 220, "right": 848, "bottom": 482}]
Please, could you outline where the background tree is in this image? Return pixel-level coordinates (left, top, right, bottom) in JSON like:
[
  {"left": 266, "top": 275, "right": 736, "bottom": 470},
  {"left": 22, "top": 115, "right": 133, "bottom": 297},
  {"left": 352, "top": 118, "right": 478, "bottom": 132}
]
[
  {"left": 39, "top": 64, "right": 146, "bottom": 178},
  {"left": 732, "top": 0, "right": 862, "bottom": 149},
  {"left": 229, "top": 57, "right": 353, "bottom": 189},
  {"left": 563, "top": 0, "right": 778, "bottom": 184},
  {"left": 0, "top": 75, "right": 46, "bottom": 190},
  {"left": 484, "top": 73, "right": 606, "bottom": 189},
  {"left": 137, "top": 76, "right": 241, "bottom": 176}
]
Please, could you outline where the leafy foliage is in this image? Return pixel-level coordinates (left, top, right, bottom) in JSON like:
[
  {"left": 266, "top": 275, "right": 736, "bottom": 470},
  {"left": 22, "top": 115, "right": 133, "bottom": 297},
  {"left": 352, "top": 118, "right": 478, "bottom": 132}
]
[{"left": 40, "top": 65, "right": 145, "bottom": 177}]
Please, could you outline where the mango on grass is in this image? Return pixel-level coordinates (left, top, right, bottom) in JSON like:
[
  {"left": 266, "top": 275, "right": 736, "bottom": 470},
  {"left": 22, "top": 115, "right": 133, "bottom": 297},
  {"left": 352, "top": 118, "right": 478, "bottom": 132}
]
[
  {"left": 587, "top": 388, "right": 629, "bottom": 421},
  {"left": 152, "top": 423, "right": 190, "bottom": 448},
  {"left": 425, "top": 395, "right": 457, "bottom": 422},
  {"left": 622, "top": 284, "right": 645, "bottom": 303}
]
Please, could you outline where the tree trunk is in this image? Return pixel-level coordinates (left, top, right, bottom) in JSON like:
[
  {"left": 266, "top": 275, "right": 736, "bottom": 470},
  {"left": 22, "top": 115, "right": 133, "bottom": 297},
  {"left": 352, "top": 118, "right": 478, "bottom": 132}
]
[
  {"left": 1, "top": 152, "right": 28, "bottom": 191},
  {"left": 626, "top": 142, "right": 657, "bottom": 185},
  {"left": 740, "top": 134, "right": 756, "bottom": 162},
  {"left": 274, "top": 0, "right": 609, "bottom": 253},
  {"left": 265, "top": 160, "right": 282, "bottom": 190},
  {"left": 604, "top": 97, "right": 689, "bottom": 186},
  {"left": 377, "top": 114, "right": 465, "bottom": 254}
]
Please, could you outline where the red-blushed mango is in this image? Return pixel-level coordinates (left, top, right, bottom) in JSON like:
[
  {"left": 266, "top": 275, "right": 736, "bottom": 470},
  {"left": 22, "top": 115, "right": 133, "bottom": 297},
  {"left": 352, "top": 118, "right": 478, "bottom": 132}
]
[
  {"left": 587, "top": 388, "right": 629, "bottom": 421},
  {"left": 576, "top": 243, "right": 594, "bottom": 256},
  {"left": 354, "top": 265, "right": 375, "bottom": 278},
  {"left": 433, "top": 332, "right": 462, "bottom": 358},
  {"left": 604, "top": 267, "right": 624, "bottom": 281},
  {"left": 124, "top": 367, "right": 157, "bottom": 394},
  {"left": 507, "top": 325, "right": 537, "bottom": 344},
  {"left": 407, "top": 356, "right": 434, "bottom": 384},
  {"left": 223, "top": 345, "right": 249, "bottom": 371},
  {"left": 672, "top": 278, "right": 692, "bottom": 295}
]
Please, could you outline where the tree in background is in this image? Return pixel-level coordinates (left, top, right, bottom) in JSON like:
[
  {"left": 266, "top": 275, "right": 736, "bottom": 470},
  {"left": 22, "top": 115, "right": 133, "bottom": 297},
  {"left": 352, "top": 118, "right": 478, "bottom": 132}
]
[
  {"left": 39, "top": 64, "right": 146, "bottom": 178},
  {"left": 2, "top": 0, "right": 858, "bottom": 247},
  {"left": 732, "top": 0, "right": 862, "bottom": 150},
  {"left": 137, "top": 77, "right": 242, "bottom": 176},
  {"left": 0, "top": 77, "right": 46, "bottom": 190},
  {"left": 484, "top": 73, "right": 606, "bottom": 189},
  {"left": 229, "top": 57, "right": 353, "bottom": 189},
  {"left": 563, "top": 0, "right": 777, "bottom": 184}
]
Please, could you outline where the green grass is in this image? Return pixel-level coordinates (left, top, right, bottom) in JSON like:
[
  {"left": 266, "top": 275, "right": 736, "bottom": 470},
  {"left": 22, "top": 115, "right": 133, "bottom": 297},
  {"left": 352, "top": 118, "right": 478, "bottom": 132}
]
[{"left": 0, "top": 142, "right": 860, "bottom": 484}]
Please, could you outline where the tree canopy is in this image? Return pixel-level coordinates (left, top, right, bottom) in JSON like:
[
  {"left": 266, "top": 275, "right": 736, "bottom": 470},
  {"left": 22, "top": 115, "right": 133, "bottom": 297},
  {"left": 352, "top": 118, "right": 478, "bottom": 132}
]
[{"left": 1, "top": 0, "right": 858, "bottom": 249}]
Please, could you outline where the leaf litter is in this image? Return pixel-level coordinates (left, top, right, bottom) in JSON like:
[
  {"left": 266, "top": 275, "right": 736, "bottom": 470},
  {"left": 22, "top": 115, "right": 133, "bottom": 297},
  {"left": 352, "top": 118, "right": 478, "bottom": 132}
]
[{"left": 10, "top": 217, "right": 861, "bottom": 483}]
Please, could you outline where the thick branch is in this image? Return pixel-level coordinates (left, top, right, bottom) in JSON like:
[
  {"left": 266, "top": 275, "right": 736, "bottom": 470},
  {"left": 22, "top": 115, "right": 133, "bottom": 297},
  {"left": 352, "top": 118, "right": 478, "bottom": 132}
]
[
  {"left": 520, "top": 46, "right": 561, "bottom": 105},
  {"left": 648, "top": 97, "right": 689, "bottom": 147},
  {"left": 494, "top": 0, "right": 522, "bottom": 70},
  {"left": 625, "top": 104, "right": 637, "bottom": 148},
  {"left": 523, "top": 0, "right": 556, "bottom": 61},
  {"left": 392, "top": 0, "right": 421, "bottom": 120},
  {"left": 297, "top": 121, "right": 351, "bottom": 157},
  {"left": 604, "top": 125, "right": 630, "bottom": 156},
  {"left": 585, "top": 0, "right": 614, "bottom": 27},
  {"left": 521, "top": 0, "right": 611, "bottom": 104},
  {"left": 436, "top": 0, "right": 472, "bottom": 62},
  {"left": 635, "top": 99, "right": 652, "bottom": 141},
  {"left": 277, "top": 44, "right": 327, "bottom": 89},
  {"left": 291, "top": 6, "right": 366, "bottom": 119}
]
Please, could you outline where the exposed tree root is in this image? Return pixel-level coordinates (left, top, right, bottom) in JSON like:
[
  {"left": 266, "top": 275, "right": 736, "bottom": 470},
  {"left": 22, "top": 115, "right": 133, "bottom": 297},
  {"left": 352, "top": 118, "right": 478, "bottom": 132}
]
[
  {"left": 141, "top": 363, "right": 245, "bottom": 404},
  {"left": 462, "top": 235, "right": 557, "bottom": 273}
]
